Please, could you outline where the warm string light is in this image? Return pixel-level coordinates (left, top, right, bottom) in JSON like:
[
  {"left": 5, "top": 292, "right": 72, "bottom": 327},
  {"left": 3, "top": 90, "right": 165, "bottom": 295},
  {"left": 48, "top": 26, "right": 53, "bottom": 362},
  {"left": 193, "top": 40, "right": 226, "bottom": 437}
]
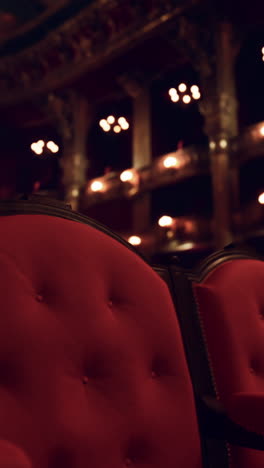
[
  {"left": 262, "top": 46, "right": 264, "bottom": 61},
  {"left": 46, "top": 141, "right": 59, "bottom": 153},
  {"left": 162, "top": 150, "right": 189, "bottom": 169},
  {"left": 99, "top": 116, "right": 129, "bottom": 133},
  {"left": 258, "top": 193, "right": 264, "bottom": 204},
  {"left": 88, "top": 149, "right": 191, "bottom": 196},
  {"left": 219, "top": 139, "right": 228, "bottom": 149},
  {"left": 31, "top": 140, "right": 59, "bottom": 155},
  {"left": 209, "top": 139, "right": 228, "bottom": 150},
  {"left": 120, "top": 169, "right": 134, "bottom": 182},
  {"left": 169, "top": 84, "right": 201, "bottom": 104},
  {"left": 128, "top": 236, "right": 142, "bottom": 246},
  {"left": 158, "top": 216, "right": 173, "bottom": 227},
  {"left": 71, "top": 188, "right": 79, "bottom": 197},
  {"left": 163, "top": 155, "right": 180, "bottom": 168},
  {"left": 126, "top": 218, "right": 197, "bottom": 248},
  {"left": 182, "top": 95, "right": 191, "bottom": 104},
  {"left": 120, "top": 168, "right": 139, "bottom": 194},
  {"left": 90, "top": 180, "right": 105, "bottom": 192},
  {"left": 209, "top": 141, "right": 216, "bottom": 150},
  {"left": 178, "top": 83, "right": 187, "bottom": 93}
]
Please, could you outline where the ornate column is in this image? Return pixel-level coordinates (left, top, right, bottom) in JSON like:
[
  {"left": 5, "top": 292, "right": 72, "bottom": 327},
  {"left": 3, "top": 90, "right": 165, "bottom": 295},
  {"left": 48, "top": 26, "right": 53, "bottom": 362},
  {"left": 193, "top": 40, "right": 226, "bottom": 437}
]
[
  {"left": 199, "top": 22, "right": 239, "bottom": 247},
  {"left": 174, "top": 17, "right": 239, "bottom": 248},
  {"left": 47, "top": 91, "right": 91, "bottom": 211},
  {"left": 119, "top": 74, "right": 152, "bottom": 233}
]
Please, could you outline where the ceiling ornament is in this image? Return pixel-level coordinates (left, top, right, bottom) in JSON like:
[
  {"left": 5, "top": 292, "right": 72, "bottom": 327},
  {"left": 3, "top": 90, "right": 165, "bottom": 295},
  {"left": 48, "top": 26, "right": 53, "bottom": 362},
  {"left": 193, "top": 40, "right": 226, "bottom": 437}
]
[{"left": 0, "top": 0, "right": 194, "bottom": 106}]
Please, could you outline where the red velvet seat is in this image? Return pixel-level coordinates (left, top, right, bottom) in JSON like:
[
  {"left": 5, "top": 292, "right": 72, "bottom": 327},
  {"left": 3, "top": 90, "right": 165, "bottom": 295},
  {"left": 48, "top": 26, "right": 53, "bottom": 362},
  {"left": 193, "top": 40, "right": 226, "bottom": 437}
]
[
  {"left": 0, "top": 440, "right": 32, "bottom": 468},
  {"left": 186, "top": 249, "right": 264, "bottom": 467},
  {"left": 0, "top": 199, "right": 203, "bottom": 468}
]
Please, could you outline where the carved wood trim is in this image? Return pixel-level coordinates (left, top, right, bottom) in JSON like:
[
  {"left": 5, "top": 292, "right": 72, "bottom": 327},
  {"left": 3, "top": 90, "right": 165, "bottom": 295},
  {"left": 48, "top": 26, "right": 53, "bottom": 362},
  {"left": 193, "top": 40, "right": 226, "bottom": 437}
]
[
  {"left": 0, "top": 0, "right": 199, "bottom": 106},
  {"left": 0, "top": 196, "right": 147, "bottom": 261}
]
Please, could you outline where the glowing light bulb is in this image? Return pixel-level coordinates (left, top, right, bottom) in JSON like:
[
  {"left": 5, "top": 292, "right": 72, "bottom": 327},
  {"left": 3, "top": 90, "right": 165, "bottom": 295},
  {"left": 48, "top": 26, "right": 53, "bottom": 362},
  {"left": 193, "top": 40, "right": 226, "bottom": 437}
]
[
  {"left": 262, "top": 46, "right": 264, "bottom": 54},
  {"left": 158, "top": 216, "right": 173, "bottom": 227},
  {"left": 118, "top": 118, "right": 129, "bottom": 130},
  {"left": 37, "top": 140, "right": 45, "bottom": 147},
  {"left": 47, "top": 141, "right": 59, "bottom": 153},
  {"left": 183, "top": 95, "right": 191, "bottom": 104},
  {"left": 52, "top": 144, "right": 59, "bottom": 153},
  {"left": 71, "top": 189, "right": 79, "bottom": 197},
  {"left": 121, "top": 121, "right": 129, "bottom": 130},
  {"left": 209, "top": 141, "right": 216, "bottom": 150},
  {"left": 178, "top": 83, "right": 187, "bottom": 93},
  {"left": 99, "top": 119, "right": 108, "bottom": 128},
  {"left": 169, "top": 88, "right": 177, "bottom": 96},
  {"left": 99, "top": 119, "right": 111, "bottom": 132},
  {"left": 171, "top": 94, "right": 179, "bottom": 102},
  {"left": 91, "top": 181, "right": 104, "bottom": 192},
  {"left": 260, "top": 126, "right": 264, "bottom": 136},
  {"left": 31, "top": 142, "right": 43, "bottom": 155},
  {"left": 118, "top": 117, "right": 126, "bottom": 124},
  {"left": 258, "top": 193, "right": 264, "bottom": 204},
  {"left": 113, "top": 125, "right": 121, "bottom": 133},
  {"left": 219, "top": 139, "right": 228, "bottom": 149},
  {"left": 107, "top": 115, "right": 115, "bottom": 124},
  {"left": 191, "top": 85, "right": 199, "bottom": 94},
  {"left": 120, "top": 170, "right": 134, "bottom": 182},
  {"left": 128, "top": 236, "right": 142, "bottom": 246},
  {"left": 163, "top": 156, "right": 179, "bottom": 168},
  {"left": 192, "top": 92, "right": 201, "bottom": 100}
]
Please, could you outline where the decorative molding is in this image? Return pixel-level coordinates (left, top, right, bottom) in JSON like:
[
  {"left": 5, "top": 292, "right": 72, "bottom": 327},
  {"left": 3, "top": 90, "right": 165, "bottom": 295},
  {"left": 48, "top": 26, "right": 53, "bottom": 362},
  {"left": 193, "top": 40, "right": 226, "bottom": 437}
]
[
  {"left": 117, "top": 72, "right": 150, "bottom": 98},
  {"left": 166, "top": 14, "right": 217, "bottom": 81},
  {"left": 0, "top": 0, "right": 68, "bottom": 48},
  {"left": 45, "top": 90, "right": 76, "bottom": 142},
  {"left": 0, "top": 0, "right": 198, "bottom": 106}
]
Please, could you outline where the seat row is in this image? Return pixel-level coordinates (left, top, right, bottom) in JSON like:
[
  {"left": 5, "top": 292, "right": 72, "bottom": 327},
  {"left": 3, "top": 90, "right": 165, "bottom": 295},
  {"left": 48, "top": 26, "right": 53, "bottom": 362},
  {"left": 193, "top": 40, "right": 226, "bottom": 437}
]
[{"left": 0, "top": 196, "right": 263, "bottom": 468}]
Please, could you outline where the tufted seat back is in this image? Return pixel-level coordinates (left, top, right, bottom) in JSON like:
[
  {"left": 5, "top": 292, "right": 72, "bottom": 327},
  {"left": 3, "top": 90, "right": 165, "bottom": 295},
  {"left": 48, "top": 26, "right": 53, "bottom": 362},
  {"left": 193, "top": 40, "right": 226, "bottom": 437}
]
[
  {"left": 193, "top": 257, "right": 264, "bottom": 467},
  {"left": 0, "top": 211, "right": 202, "bottom": 468}
]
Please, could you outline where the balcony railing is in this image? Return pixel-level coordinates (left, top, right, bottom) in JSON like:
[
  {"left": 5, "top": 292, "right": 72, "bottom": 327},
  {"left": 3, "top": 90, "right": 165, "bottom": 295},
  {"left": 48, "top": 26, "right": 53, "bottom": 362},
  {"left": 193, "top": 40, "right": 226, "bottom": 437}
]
[
  {"left": 83, "top": 122, "right": 264, "bottom": 208},
  {"left": 84, "top": 145, "right": 209, "bottom": 207}
]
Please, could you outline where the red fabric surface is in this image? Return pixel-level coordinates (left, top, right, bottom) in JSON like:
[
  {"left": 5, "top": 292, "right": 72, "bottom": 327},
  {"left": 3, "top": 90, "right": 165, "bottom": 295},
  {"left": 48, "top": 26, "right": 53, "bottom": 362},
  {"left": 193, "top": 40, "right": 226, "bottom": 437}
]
[
  {"left": 0, "top": 440, "right": 32, "bottom": 468},
  {"left": 194, "top": 259, "right": 264, "bottom": 467},
  {"left": 226, "top": 392, "right": 264, "bottom": 435},
  {"left": 0, "top": 214, "right": 202, "bottom": 468}
]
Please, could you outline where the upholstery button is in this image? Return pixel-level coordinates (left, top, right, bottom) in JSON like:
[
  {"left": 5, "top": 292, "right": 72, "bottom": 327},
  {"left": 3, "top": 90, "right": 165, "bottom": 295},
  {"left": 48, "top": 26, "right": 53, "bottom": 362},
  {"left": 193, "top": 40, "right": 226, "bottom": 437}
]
[
  {"left": 125, "top": 458, "right": 133, "bottom": 466},
  {"left": 249, "top": 367, "right": 255, "bottom": 374},
  {"left": 36, "top": 294, "right": 44, "bottom": 303},
  {"left": 151, "top": 370, "right": 157, "bottom": 378},
  {"left": 126, "top": 439, "right": 149, "bottom": 464},
  {"left": 108, "top": 300, "right": 113, "bottom": 308},
  {"left": 82, "top": 376, "right": 89, "bottom": 385}
]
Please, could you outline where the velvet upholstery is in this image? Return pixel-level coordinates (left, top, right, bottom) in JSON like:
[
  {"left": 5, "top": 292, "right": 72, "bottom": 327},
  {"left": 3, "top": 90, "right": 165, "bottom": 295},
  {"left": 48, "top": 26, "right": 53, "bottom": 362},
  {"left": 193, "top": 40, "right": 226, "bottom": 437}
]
[
  {"left": 194, "top": 259, "right": 264, "bottom": 467},
  {"left": 226, "top": 392, "right": 264, "bottom": 435},
  {"left": 0, "top": 440, "right": 32, "bottom": 468},
  {"left": 0, "top": 213, "right": 202, "bottom": 468}
]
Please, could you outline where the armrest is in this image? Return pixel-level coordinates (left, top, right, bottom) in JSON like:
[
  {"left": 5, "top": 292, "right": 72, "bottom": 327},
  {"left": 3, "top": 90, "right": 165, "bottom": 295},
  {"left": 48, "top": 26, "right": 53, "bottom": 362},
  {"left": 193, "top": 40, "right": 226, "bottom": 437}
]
[
  {"left": 226, "top": 392, "right": 264, "bottom": 435},
  {"left": 0, "top": 440, "right": 32, "bottom": 468},
  {"left": 199, "top": 395, "right": 264, "bottom": 450}
]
